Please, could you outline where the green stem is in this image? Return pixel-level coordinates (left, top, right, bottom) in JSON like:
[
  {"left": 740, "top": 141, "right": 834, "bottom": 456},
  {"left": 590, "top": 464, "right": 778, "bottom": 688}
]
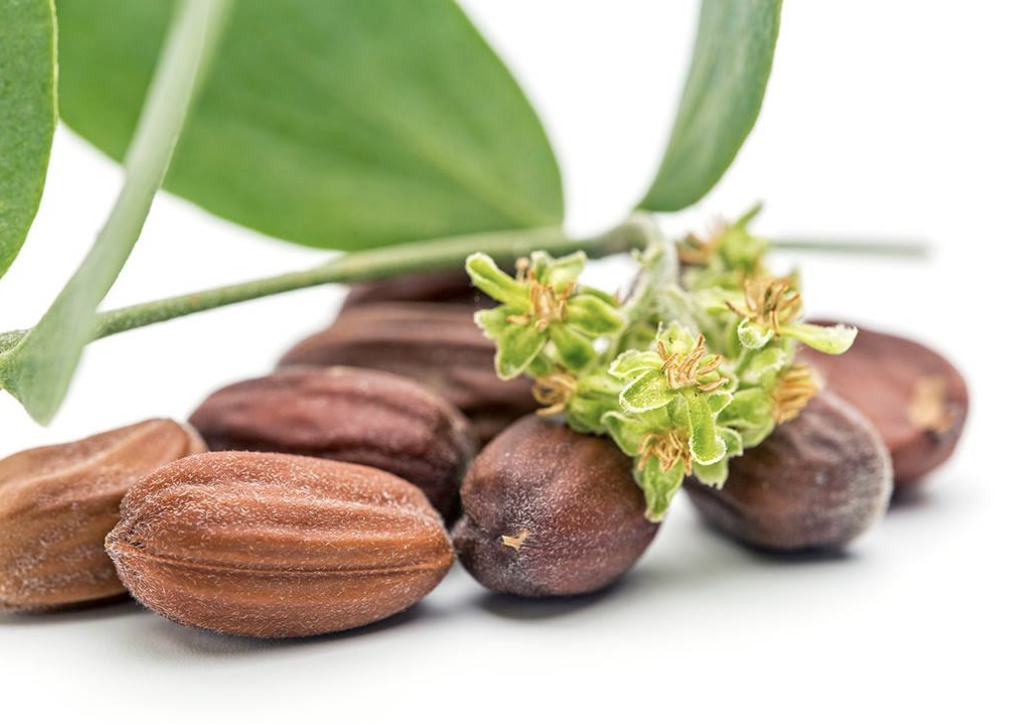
[
  {"left": 0, "top": 215, "right": 657, "bottom": 354},
  {"left": 770, "top": 237, "right": 929, "bottom": 258}
]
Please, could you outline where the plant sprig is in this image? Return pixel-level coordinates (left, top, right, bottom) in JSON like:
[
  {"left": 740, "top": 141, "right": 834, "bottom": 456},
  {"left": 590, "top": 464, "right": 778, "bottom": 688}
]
[{"left": 466, "top": 207, "right": 857, "bottom": 521}]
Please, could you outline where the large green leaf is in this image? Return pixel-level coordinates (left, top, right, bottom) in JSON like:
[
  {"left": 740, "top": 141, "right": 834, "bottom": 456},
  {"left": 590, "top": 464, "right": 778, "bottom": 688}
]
[
  {"left": 1, "top": 0, "right": 232, "bottom": 424},
  {"left": 639, "top": 0, "right": 781, "bottom": 211},
  {"left": 0, "top": 0, "right": 57, "bottom": 281},
  {"left": 55, "top": 0, "right": 564, "bottom": 251}
]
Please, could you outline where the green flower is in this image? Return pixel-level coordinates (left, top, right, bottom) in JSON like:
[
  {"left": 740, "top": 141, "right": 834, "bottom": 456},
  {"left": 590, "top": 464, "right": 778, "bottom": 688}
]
[
  {"left": 466, "top": 251, "right": 624, "bottom": 379},
  {"left": 680, "top": 203, "right": 770, "bottom": 290},
  {"left": 726, "top": 275, "right": 856, "bottom": 353},
  {"left": 603, "top": 399, "right": 741, "bottom": 521},
  {"left": 609, "top": 322, "right": 731, "bottom": 414}
]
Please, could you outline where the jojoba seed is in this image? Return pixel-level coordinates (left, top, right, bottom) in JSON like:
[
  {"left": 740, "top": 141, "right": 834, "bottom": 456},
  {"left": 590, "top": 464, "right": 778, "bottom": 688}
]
[
  {"left": 453, "top": 415, "right": 659, "bottom": 597},
  {"left": 106, "top": 451, "right": 454, "bottom": 638},
  {"left": 0, "top": 419, "right": 206, "bottom": 611},
  {"left": 188, "top": 366, "right": 476, "bottom": 520},
  {"left": 686, "top": 392, "right": 892, "bottom": 552},
  {"left": 279, "top": 302, "right": 538, "bottom": 444},
  {"left": 342, "top": 269, "right": 492, "bottom": 308},
  {"left": 798, "top": 322, "right": 968, "bottom": 486}
]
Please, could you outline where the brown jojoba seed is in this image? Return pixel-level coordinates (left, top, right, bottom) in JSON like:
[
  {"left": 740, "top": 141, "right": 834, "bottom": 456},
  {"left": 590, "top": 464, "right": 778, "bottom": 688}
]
[
  {"left": 685, "top": 391, "right": 892, "bottom": 552},
  {"left": 0, "top": 419, "right": 206, "bottom": 611},
  {"left": 106, "top": 451, "right": 454, "bottom": 639},
  {"left": 453, "top": 415, "right": 659, "bottom": 597},
  {"left": 342, "top": 268, "right": 493, "bottom": 309},
  {"left": 798, "top": 322, "right": 968, "bottom": 487},
  {"left": 188, "top": 366, "right": 476, "bottom": 520},
  {"left": 279, "top": 302, "right": 538, "bottom": 445}
]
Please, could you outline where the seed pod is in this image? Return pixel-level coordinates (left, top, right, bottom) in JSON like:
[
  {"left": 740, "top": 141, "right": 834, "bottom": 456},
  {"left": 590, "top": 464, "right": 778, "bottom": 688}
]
[
  {"left": 106, "top": 451, "right": 454, "bottom": 639},
  {"left": 686, "top": 392, "right": 892, "bottom": 551},
  {"left": 0, "top": 420, "right": 205, "bottom": 611},
  {"left": 279, "top": 302, "right": 538, "bottom": 445},
  {"left": 453, "top": 416, "right": 659, "bottom": 597},
  {"left": 798, "top": 322, "right": 968, "bottom": 486},
  {"left": 188, "top": 366, "right": 476, "bottom": 520},
  {"left": 343, "top": 268, "right": 492, "bottom": 308}
]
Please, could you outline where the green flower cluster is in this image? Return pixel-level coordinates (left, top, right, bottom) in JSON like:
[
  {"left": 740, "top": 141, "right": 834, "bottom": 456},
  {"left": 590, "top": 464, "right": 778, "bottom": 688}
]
[{"left": 465, "top": 209, "right": 857, "bottom": 521}]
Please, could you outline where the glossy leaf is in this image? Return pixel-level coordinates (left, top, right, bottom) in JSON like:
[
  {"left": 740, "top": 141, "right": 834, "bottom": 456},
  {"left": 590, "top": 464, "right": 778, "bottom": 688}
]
[
  {"left": 639, "top": 0, "right": 781, "bottom": 211},
  {"left": 0, "top": 0, "right": 56, "bottom": 281},
  {"left": 56, "top": 0, "right": 564, "bottom": 251}
]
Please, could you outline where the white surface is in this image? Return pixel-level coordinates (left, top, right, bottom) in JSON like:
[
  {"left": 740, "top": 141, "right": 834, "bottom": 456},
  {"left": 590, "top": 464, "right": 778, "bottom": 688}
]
[{"left": 1, "top": 1, "right": 1032, "bottom": 721}]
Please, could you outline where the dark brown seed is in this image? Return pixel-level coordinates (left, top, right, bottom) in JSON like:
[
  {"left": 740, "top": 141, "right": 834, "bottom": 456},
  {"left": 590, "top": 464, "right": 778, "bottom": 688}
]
[
  {"left": 453, "top": 415, "right": 659, "bottom": 597},
  {"left": 0, "top": 420, "right": 206, "bottom": 611},
  {"left": 342, "top": 269, "right": 493, "bottom": 309},
  {"left": 798, "top": 322, "right": 968, "bottom": 486},
  {"left": 686, "top": 392, "right": 892, "bottom": 552},
  {"left": 106, "top": 452, "right": 454, "bottom": 638},
  {"left": 188, "top": 366, "right": 476, "bottom": 520},
  {"left": 279, "top": 302, "right": 538, "bottom": 445}
]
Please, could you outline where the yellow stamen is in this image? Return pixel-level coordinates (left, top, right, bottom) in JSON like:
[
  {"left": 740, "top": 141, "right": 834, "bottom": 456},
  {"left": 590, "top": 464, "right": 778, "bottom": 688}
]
[
  {"left": 532, "top": 371, "right": 579, "bottom": 416},
  {"left": 727, "top": 275, "right": 803, "bottom": 336},
  {"left": 506, "top": 269, "right": 574, "bottom": 331},
  {"left": 771, "top": 364, "right": 821, "bottom": 424},
  {"left": 656, "top": 334, "right": 727, "bottom": 392},
  {"left": 637, "top": 430, "right": 693, "bottom": 473}
]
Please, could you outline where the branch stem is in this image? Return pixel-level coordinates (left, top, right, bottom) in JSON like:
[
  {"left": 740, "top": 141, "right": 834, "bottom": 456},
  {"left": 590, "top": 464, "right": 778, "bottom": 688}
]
[
  {"left": 0, "top": 215, "right": 658, "bottom": 354},
  {"left": 770, "top": 237, "right": 929, "bottom": 258}
]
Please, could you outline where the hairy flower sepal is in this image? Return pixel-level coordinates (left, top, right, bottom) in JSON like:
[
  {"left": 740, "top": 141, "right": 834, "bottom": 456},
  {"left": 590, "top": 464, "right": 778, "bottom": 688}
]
[
  {"left": 725, "top": 275, "right": 857, "bottom": 354},
  {"left": 603, "top": 394, "right": 733, "bottom": 521},
  {"left": 532, "top": 368, "right": 625, "bottom": 436},
  {"left": 467, "top": 252, "right": 623, "bottom": 379}
]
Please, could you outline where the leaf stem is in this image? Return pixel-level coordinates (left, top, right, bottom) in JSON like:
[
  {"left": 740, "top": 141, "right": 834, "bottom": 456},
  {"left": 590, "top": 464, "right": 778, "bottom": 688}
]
[{"left": 0, "top": 215, "right": 658, "bottom": 353}]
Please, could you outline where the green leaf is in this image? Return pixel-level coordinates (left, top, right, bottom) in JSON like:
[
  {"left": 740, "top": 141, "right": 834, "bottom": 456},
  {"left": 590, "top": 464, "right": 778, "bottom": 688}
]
[
  {"left": 636, "top": 456, "right": 687, "bottom": 522},
  {"left": 782, "top": 322, "right": 857, "bottom": 355},
  {"left": 0, "top": 0, "right": 232, "bottom": 423},
  {"left": 466, "top": 253, "right": 525, "bottom": 307},
  {"left": 639, "top": 0, "right": 782, "bottom": 211},
  {"left": 55, "top": 0, "right": 563, "bottom": 251},
  {"left": 566, "top": 294, "right": 624, "bottom": 336},
  {"left": 548, "top": 324, "right": 596, "bottom": 372},
  {"left": 0, "top": 0, "right": 57, "bottom": 281},
  {"left": 620, "top": 371, "right": 676, "bottom": 414},
  {"left": 495, "top": 323, "right": 547, "bottom": 380}
]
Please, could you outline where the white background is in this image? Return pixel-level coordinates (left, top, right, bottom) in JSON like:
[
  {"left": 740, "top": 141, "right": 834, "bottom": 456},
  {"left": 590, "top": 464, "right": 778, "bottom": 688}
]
[{"left": 2, "top": 1, "right": 1032, "bottom": 721}]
